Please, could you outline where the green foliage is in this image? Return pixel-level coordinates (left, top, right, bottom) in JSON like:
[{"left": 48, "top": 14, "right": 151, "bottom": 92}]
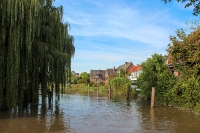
[
  {"left": 167, "top": 27, "right": 200, "bottom": 72},
  {"left": 109, "top": 77, "right": 130, "bottom": 90},
  {"left": 93, "top": 83, "right": 98, "bottom": 87},
  {"left": 71, "top": 74, "right": 78, "bottom": 84},
  {"left": 0, "top": 0, "right": 75, "bottom": 109},
  {"left": 77, "top": 79, "right": 83, "bottom": 84},
  {"left": 104, "top": 83, "right": 109, "bottom": 90},
  {"left": 80, "top": 72, "right": 90, "bottom": 78},
  {"left": 166, "top": 23, "right": 200, "bottom": 112},
  {"left": 116, "top": 68, "right": 126, "bottom": 78},
  {"left": 137, "top": 53, "right": 167, "bottom": 100},
  {"left": 89, "top": 81, "right": 94, "bottom": 86},
  {"left": 99, "top": 81, "right": 104, "bottom": 86},
  {"left": 162, "top": 0, "right": 200, "bottom": 16},
  {"left": 157, "top": 69, "right": 176, "bottom": 104},
  {"left": 77, "top": 72, "right": 90, "bottom": 85},
  {"left": 168, "top": 69, "right": 200, "bottom": 109}
]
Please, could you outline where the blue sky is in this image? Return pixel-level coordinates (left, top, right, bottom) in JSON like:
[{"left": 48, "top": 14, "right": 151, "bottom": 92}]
[{"left": 53, "top": 0, "right": 196, "bottom": 74}]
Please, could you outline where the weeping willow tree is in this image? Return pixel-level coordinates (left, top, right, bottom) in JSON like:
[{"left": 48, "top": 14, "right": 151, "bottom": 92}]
[{"left": 0, "top": 0, "right": 75, "bottom": 109}]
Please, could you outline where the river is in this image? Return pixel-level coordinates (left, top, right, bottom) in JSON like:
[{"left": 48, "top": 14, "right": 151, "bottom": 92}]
[{"left": 0, "top": 88, "right": 200, "bottom": 133}]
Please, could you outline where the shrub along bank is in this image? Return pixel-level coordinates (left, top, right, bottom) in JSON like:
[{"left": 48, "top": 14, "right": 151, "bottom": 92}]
[{"left": 137, "top": 25, "right": 200, "bottom": 113}]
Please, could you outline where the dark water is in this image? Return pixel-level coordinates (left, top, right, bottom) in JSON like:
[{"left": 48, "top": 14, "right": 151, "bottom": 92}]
[{"left": 0, "top": 89, "right": 200, "bottom": 133}]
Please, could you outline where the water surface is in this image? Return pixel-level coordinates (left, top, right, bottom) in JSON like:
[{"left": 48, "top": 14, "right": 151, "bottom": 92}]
[{"left": 0, "top": 89, "right": 200, "bottom": 133}]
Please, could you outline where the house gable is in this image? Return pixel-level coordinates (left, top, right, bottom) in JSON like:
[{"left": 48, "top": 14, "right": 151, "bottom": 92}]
[
  {"left": 71, "top": 71, "right": 79, "bottom": 77},
  {"left": 129, "top": 65, "right": 142, "bottom": 81},
  {"left": 90, "top": 69, "right": 106, "bottom": 83},
  {"left": 117, "top": 62, "right": 134, "bottom": 74},
  {"left": 105, "top": 68, "right": 117, "bottom": 84}
]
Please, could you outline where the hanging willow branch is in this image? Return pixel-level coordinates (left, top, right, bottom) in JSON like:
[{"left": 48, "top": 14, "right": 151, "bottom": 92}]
[{"left": 0, "top": 0, "right": 75, "bottom": 109}]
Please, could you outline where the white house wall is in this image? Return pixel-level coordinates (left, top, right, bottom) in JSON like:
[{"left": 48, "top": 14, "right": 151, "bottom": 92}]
[{"left": 128, "top": 70, "right": 142, "bottom": 81}]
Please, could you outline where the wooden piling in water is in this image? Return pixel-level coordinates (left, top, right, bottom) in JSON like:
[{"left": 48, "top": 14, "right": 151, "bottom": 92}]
[
  {"left": 97, "top": 85, "right": 99, "bottom": 97},
  {"left": 151, "top": 87, "right": 156, "bottom": 108},
  {"left": 126, "top": 86, "right": 130, "bottom": 100},
  {"left": 109, "top": 86, "right": 111, "bottom": 99},
  {"left": 88, "top": 84, "right": 90, "bottom": 95}
]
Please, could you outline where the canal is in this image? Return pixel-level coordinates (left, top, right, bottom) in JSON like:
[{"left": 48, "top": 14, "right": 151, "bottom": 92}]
[{"left": 0, "top": 88, "right": 200, "bottom": 133}]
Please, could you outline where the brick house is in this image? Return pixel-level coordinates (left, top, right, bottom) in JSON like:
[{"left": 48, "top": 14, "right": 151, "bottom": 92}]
[
  {"left": 105, "top": 67, "right": 117, "bottom": 84},
  {"left": 71, "top": 71, "right": 79, "bottom": 77},
  {"left": 117, "top": 62, "right": 134, "bottom": 74},
  {"left": 90, "top": 69, "right": 106, "bottom": 84}
]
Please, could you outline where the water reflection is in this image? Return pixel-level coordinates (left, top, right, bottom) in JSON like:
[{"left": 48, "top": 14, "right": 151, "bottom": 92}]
[
  {"left": 0, "top": 99, "right": 71, "bottom": 133},
  {"left": 150, "top": 107, "right": 155, "bottom": 131},
  {"left": 0, "top": 88, "right": 200, "bottom": 133}
]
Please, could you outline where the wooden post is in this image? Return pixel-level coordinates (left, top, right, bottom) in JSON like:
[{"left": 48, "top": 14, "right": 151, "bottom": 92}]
[
  {"left": 150, "top": 107, "right": 155, "bottom": 129},
  {"left": 97, "top": 84, "right": 99, "bottom": 97},
  {"left": 126, "top": 86, "right": 130, "bottom": 100},
  {"left": 151, "top": 87, "right": 156, "bottom": 108},
  {"left": 109, "top": 86, "right": 111, "bottom": 99},
  {"left": 88, "top": 84, "right": 90, "bottom": 95}
]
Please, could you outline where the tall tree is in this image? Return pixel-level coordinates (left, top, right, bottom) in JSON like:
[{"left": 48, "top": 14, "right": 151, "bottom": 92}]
[
  {"left": 0, "top": 0, "right": 75, "bottom": 109},
  {"left": 167, "top": 27, "right": 200, "bottom": 72},
  {"left": 166, "top": 25, "right": 200, "bottom": 109},
  {"left": 137, "top": 54, "right": 168, "bottom": 100}
]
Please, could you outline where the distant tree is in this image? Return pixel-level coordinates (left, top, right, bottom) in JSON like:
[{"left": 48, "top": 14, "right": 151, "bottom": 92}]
[
  {"left": 71, "top": 73, "right": 79, "bottom": 84},
  {"left": 109, "top": 77, "right": 130, "bottom": 90},
  {"left": 78, "top": 72, "right": 90, "bottom": 85},
  {"left": 80, "top": 72, "right": 90, "bottom": 78},
  {"left": 162, "top": 0, "right": 200, "bottom": 16},
  {"left": 116, "top": 68, "right": 126, "bottom": 78}
]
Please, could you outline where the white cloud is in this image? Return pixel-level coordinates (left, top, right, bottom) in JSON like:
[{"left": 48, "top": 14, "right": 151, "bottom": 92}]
[
  {"left": 54, "top": 0, "right": 195, "bottom": 73},
  {"left": 64, "top": 1, "right": 185, "bottom": 48}
]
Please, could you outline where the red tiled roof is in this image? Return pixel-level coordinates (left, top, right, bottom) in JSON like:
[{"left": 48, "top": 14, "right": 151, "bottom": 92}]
[{"left": 129, "top": 65, "right": 142, "bottom": 73}]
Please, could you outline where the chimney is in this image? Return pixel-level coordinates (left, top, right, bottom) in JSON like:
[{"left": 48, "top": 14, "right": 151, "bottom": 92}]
[{"left": 125, "top": 62, "right": 128, "bottom": 64}]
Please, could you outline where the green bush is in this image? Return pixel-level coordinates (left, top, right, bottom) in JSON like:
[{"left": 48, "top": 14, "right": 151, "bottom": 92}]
[
  {"left": 137, "top": 54, "right": 167, "bottom": 100},
  {"left": 90, "top": 81, "right": 94, "bottom": 86},
  {"left": 93, "top": 83, "right": 98, "bottom": 87},
  {"left": 109, "top": 77, "right": 131, "bottom": 96}
]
